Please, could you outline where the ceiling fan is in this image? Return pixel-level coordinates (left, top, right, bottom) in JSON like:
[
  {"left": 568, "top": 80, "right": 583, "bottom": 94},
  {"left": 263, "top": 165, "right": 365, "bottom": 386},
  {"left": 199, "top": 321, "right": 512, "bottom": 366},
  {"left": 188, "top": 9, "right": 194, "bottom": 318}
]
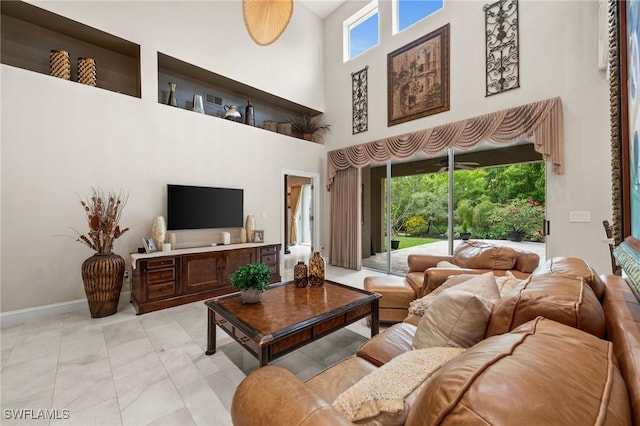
[{"left": 437, "top": 160, "right": 480, "bottom": 172}]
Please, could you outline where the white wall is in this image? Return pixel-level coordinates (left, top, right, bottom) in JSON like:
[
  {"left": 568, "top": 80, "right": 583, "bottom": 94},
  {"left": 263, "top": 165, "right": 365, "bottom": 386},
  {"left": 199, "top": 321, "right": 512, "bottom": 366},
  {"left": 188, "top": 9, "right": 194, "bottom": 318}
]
[
  {"left": 0, "top": 1, "right": 326, "bottom": 312},
  {"left": 321, "top": 0, "right": 613, "bottom": 274}
]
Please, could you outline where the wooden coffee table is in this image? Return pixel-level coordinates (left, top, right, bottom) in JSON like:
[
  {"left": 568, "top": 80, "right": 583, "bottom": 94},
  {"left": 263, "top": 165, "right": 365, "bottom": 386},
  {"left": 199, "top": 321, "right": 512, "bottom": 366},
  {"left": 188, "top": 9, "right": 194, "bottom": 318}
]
[{"left": 204, "top": 280, "right": 380, "bottom": 366}]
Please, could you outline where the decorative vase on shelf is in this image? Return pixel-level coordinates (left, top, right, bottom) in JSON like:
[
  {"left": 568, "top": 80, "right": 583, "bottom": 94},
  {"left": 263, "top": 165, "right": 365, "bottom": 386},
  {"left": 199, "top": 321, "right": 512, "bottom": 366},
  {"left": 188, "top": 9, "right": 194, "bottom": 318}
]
[
  {"left": 151, "top": 216, "right": 167, "bottom": 249},
  {"left": 50, "top": 49, "right": 70, "bottom": 80},
  {"left": 308, "top": 252, "right": 325, "bottom": 287},
  {"left": 240, "top": 228, "right": 247, "bottom": 243},
  {"left": 245, "top": 100, "right": 255, "bottom": 126},
  {"left": 192, "top": 94, "right": 204, "bottom": 113},
  {"left": 167, "top": 82, "right": 178, "bottom": 107},
  {"left": 168, "top": 232, "right": 177, "bottom": 249},
  {"left": 245, "top": 215, "right": 255, "bottom": 243},
  {"left": 78, "top": 57, "right": 96, "bottom": 86},
  {"left": 81, "top": 253, "right": 125, "bottom": 318},
  {"left": 294, "top": 261, "right": 308, "bottom": 288}
]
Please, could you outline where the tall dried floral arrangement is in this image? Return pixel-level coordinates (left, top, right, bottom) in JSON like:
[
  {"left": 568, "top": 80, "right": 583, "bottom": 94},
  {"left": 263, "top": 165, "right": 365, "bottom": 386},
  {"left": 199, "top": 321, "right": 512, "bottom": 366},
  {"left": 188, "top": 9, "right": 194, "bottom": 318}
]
[{"left": 77, "top": 188, "right": 130, "bottom": 254}]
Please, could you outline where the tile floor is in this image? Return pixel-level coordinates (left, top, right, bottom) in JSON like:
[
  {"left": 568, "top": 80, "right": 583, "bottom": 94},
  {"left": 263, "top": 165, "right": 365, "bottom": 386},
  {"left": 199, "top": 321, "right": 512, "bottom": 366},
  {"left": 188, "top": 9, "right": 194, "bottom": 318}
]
[{"left": 0, "top": 256, "right": 386, "bottom": 426}]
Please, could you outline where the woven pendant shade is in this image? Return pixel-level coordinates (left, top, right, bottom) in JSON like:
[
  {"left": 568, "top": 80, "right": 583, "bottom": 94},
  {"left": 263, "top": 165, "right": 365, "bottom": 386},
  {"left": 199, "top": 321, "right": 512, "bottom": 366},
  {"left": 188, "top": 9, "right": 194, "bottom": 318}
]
[{"left": 243, "top": 0, "right": 293, "bottom": 46}]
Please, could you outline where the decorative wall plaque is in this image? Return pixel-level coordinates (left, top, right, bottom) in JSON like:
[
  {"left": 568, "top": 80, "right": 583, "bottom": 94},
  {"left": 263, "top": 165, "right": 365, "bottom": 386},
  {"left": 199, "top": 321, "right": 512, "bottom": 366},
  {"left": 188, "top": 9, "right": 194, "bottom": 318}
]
[
  {"left": 352, "top": 66, "right": 368, "bottom": 134},
  {"left": 484, "top": 0, "right": 520, "bottom": 96}
]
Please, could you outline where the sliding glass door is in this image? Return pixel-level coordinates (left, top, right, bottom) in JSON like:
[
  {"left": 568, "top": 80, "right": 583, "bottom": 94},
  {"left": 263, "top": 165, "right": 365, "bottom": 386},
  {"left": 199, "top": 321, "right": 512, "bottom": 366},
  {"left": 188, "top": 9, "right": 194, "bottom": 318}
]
[{"left": 361, "top": 144, "right": 547, "bottom": 274}]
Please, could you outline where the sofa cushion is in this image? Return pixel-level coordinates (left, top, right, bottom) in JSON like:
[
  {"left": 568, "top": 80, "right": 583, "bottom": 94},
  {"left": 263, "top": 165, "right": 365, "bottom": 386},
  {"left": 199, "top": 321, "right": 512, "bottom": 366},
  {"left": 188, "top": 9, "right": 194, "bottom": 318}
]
[
  {"left": 532, "top": 256, "right": 606, "bottom": 300},
  {"left": 332, "top": 347, "right": 465, "bottom": 425},
  {"left": 406, "top": 317, "right": 632, "bottom": 426},
  {"left": 413, "top": 273, "right": 499, "bottom": 349},
  {"left": 452, "top": 240, "right": 517, "bottom": 270},
  {"left": 357, "top": 323, "right": 417, "bottom": 367},
  {"left": 405, "top": 272, "right": 425, "bottom": 295},
  {"left": 486, "top": 274, "right": 606, "bottom": 338},
  {"left": 305, "top": 356, "right": 379, "bottom": 404}
]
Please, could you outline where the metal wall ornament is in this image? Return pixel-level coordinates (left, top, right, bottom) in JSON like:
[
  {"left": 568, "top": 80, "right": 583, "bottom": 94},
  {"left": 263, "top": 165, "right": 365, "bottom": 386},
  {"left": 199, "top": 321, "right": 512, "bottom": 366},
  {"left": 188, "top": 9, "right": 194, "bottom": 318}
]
[
  {"left": 484, "top": 0, "right": 520, "bottom": 96},
  {"left": 352, "top": 66, "right": 368, "bottom": 134}
]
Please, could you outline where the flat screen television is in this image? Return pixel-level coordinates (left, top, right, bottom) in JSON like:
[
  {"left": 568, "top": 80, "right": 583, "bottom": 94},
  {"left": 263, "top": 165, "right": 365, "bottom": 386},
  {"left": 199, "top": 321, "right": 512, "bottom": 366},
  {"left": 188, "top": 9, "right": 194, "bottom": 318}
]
[{"left": 167, "top": 184, "right": 244, "bottom": 230}]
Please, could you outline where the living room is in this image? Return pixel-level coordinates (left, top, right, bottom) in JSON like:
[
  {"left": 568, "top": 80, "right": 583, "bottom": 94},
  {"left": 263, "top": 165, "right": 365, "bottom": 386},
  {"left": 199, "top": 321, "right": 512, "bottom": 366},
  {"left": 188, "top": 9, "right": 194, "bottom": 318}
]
[{"left": 1, "top": 0, "right": 630, "bottom": 425}]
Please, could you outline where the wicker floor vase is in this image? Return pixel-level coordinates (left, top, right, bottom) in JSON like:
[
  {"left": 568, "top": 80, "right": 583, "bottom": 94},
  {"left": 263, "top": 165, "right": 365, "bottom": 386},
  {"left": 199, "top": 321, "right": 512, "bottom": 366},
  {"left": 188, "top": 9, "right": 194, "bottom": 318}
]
[{"left": 82, "top": 253, "right": 125, "bottom": 318}]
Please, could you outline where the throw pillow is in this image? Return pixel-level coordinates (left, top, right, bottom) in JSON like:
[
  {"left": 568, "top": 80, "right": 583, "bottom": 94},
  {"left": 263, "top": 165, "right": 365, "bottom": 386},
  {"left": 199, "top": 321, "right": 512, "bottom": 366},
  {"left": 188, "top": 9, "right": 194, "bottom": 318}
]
[
  {"left": 413, "top": 288, "right": 496, "bottom": 349},
  {"left": 436, "top": 260, "right": 460, "bottom": 269},
  {"left": 332, "top": 347, "right": 466, "bottom": 425},
  {"left": 452, "top": 272, "right": 500, "bottom": 301},
  {"left": 495, "top": 271, "right": 522, "bottom": 297},
  {"left": 407, "top": 274, "right": 475, "bottom": 316},
  {"left": 408, "top": 272, "right": 499, "bottom": 316},
  {"left": 413, "top": 272, "right": 500, "bottom": 349}
]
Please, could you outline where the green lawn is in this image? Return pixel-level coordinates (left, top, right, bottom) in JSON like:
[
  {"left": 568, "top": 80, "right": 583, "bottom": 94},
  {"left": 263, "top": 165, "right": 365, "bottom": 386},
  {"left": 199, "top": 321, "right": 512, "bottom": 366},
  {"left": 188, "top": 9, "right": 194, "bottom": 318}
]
[{"left": 392, "top": 236, "right": 441, "bottom": 250}]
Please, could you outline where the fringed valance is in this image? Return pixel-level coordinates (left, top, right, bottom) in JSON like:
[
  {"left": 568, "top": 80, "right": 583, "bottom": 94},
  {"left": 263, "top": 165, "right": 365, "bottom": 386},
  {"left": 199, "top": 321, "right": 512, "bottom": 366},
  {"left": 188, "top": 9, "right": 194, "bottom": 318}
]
[{"left": 327, "top": 97, "right": 563, "bottom": 189}]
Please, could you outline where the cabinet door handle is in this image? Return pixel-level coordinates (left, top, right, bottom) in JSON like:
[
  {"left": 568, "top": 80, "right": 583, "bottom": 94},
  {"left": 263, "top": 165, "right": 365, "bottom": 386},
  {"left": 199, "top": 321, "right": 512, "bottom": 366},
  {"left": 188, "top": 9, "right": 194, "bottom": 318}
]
[{"left": 239, "top": 336, "right": 250, "bottom": 344}]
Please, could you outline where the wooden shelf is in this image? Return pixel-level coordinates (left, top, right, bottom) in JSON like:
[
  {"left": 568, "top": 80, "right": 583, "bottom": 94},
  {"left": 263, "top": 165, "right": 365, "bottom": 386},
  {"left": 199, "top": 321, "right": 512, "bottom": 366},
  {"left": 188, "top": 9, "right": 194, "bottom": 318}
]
[
  {"left": 1, "top": 0, "right": 140, "bottom": 97},
  {"left": 158, "top": 52, "right": 322, "bottom": 140}
]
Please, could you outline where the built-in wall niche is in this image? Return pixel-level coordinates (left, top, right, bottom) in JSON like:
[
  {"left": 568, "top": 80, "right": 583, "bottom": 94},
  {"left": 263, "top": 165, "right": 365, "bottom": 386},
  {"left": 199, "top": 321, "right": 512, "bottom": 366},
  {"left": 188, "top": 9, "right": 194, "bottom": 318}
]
[
  {"left": 1, "top": 0, "right": 141, "bottom": 97},
  {"left": 157, "top": 52, "right": 322, "bottom": 140}
]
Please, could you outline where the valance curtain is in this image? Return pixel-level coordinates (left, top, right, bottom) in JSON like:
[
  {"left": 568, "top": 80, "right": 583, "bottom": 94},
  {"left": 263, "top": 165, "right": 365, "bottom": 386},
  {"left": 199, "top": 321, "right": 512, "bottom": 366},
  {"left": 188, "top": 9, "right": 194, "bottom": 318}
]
[
  {"left": 327, "top": 97, "right": 563, "bottom": 189},
  {"left": 326, "top": 97, "right": 564, "bottom": 270},
  {"left": 329, "top": 167, "right": 361, "bottom": 269}
]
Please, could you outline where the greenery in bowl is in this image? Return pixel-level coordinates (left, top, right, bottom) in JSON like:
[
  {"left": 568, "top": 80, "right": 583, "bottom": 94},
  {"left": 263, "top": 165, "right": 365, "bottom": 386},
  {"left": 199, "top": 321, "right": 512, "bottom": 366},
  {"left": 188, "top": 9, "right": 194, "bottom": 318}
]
[
  {"left": 289, "top": 115, "right": 331, "bottom": 141},
  {"left": 231, "top": 263, "right": 272, "bottom": 292}
]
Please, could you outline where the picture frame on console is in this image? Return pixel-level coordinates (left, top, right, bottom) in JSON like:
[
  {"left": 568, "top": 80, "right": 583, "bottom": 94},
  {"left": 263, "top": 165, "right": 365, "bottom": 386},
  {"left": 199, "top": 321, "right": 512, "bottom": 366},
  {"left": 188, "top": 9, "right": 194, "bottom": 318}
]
[
  {"left": 142, "top": 236, "right": 157, "bottom": 253},
  {"left": 253, "top": 230, "right": 264, "bottom": 243}
]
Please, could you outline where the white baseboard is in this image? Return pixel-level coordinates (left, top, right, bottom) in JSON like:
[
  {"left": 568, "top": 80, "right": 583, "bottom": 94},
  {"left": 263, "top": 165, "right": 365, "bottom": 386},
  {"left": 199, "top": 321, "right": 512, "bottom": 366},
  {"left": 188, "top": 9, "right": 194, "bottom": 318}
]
[{"left": 0, "top": 291, "right": 131, "bottom": 329}]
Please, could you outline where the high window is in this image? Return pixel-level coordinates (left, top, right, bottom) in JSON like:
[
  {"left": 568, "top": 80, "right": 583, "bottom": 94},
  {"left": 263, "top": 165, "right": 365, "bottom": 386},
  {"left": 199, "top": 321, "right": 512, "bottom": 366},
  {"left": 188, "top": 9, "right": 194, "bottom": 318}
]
[
  {"left": 344, "top": 1, "right": 379, "bottom": 61},
  {"left": 394, "top": 0, "right": 443, "bottom": 34}
]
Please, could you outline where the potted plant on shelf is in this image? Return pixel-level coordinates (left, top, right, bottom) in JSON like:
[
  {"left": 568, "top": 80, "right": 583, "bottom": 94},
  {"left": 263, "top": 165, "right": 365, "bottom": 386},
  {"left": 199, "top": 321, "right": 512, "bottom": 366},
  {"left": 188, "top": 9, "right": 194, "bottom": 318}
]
[
  {"left": 289, "top": 115, "right": 331, "bottom": 142},
  {"left": 75, "top": 188, "right": 129, "bottom": 318},
  {"left": 231, "top": 262, "right": 272, "bottom": 303}
]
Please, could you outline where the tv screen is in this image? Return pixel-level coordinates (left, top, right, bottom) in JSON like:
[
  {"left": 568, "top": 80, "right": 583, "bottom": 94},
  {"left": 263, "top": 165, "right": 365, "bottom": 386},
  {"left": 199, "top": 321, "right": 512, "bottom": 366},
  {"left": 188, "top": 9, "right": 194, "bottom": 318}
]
[{"left": 167, "top": 184, "right": 244, "bottom": 230}]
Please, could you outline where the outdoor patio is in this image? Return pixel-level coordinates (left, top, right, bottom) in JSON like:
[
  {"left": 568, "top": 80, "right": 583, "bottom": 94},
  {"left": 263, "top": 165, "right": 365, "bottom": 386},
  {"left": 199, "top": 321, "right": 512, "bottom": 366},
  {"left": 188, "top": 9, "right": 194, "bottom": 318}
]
[{"left": 361, "top": 239, "right": 546, "bottom": 274}]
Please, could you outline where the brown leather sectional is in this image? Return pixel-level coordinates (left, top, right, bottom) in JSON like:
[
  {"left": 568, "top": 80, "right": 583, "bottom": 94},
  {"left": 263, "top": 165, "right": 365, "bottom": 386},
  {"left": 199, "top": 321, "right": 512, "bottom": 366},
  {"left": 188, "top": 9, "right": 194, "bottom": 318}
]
[
  {"left": 407, "top": 240, "right": 541, "bottom": 298},
  {"left": 231, "top": 257, "right": 640, "bottom": 425}
]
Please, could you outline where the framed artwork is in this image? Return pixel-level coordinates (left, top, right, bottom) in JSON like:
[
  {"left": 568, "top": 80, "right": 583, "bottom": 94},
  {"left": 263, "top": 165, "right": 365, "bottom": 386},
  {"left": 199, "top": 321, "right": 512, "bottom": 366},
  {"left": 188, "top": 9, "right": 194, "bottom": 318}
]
[
  {"left": 625, "top": 0, "right": 640, "bottom": 240},
  {"left": 610, "top": 0, "right": 640, "bottom": 292},
  {"left": 142, "top": 236, "right": 157, "bottom": 254},
  {"left": 387, "top": 24, "right": 450, "bottom": 126},
  {"left": 253, "top": 230, "right": 264, "bottom": 243}
]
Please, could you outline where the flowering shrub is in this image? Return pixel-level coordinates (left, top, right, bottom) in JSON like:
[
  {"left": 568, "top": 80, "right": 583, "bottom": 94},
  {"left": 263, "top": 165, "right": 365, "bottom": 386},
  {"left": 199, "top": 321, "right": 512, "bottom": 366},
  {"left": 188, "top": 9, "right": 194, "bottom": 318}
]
[
  {"left": 405, "top": 216, "right": 428, "bottom": 236},
  {"left": 76, "top": 188, "right": 129, "bottom": 254},
  {"left": 495, "top": 198, "right": 545, "bottom": 238}
]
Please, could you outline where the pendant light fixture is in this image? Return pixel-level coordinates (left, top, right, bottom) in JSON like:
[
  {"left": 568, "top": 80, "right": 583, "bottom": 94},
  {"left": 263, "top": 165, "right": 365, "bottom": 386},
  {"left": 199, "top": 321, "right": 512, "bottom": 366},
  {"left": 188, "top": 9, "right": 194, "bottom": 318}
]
[{"left": 243, "top": 0, "right": 294, "bottom": 46}]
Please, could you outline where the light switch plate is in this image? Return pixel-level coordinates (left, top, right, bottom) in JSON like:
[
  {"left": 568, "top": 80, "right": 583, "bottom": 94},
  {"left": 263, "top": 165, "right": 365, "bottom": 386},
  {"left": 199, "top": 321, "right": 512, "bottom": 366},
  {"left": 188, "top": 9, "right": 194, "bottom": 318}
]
[{"left": 569, "top": 211, "right": 591, "bottom": 222}]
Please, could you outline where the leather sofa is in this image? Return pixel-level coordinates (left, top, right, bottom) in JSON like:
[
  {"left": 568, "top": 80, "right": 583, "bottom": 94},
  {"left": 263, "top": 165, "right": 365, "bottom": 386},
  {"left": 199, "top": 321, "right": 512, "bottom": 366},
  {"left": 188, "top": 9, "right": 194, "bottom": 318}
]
[
  {"left": 364, "top": 241, "right": 541, "bottom": 323},
  {"left": 231, "top": 257, "right": 640, "bottom": 425},
  {"left": 407, "top": 240, "right": 540, "bottom": 298}
]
